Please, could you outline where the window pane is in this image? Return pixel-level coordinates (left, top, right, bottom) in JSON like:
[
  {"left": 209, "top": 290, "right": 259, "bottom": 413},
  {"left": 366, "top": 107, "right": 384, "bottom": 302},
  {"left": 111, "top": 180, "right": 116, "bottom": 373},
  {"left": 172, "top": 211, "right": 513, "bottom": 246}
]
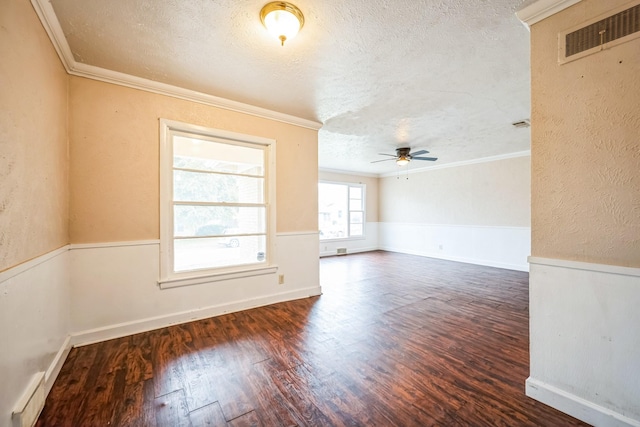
[
  {"left": 349, "top": 187, "right": 362, "bottom": 199},
  {"left": 350, "top": 211, "right": 363, "bottom": 224},
  {"left": 173, "top": 136, "right": 264, "bottom": 176},
  {"left": 350, "top": 224, "right": 363, "bottom": 236},
  {"left": 318, "top": 183, "right": 348, "bottom": 240},
  {"left": 174, "top": 170, "right": 264, "bottom": 203},
  {"left": 349, "top": 198, "right": 362, "bottom": 211},
  {"left": 174, "top": 235, "right": 266, "bottom": 272},
  {"left": 174, "top": 205, "right": 265, "bottom": 237}
]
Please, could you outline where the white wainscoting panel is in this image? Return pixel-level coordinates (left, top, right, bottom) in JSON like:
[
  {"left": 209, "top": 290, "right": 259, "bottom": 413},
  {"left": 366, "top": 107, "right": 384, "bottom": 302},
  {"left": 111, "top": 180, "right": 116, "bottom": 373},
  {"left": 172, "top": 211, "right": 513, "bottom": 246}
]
[
  {"left": 528, "top": 257, "right": 640, "bottom": 427},
  {"left": 70, "top": 233, "right": 321, "bottom": 346},
  {"left": 0, "top": 248, "right": 71, "bottom": 425},
  {"left": 379, "top": 222, "right": 530, "bottom": 271},
  {"left": 319, "top": 222, "right": 378, "bottom": 257}
]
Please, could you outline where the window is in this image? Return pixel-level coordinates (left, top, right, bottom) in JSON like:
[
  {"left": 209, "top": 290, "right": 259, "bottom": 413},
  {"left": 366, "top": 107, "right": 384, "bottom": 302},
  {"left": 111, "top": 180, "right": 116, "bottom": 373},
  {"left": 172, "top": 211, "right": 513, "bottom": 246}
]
[
  {"left": 160, "top": 120, "right": 276, "bottom": 287},
  {"left": 318, "top": 182, "right": 365, "bottom": 240}
]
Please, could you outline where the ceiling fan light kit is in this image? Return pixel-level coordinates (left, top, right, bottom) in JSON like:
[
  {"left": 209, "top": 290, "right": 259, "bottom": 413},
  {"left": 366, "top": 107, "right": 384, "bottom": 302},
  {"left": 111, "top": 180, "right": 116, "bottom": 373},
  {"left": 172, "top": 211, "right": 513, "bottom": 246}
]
[
  {"left": 260, "top": 2, "right": 305, "bottom": 46},
  {"left": 372, "top": 147, "right": 438, "bottom": 167}
]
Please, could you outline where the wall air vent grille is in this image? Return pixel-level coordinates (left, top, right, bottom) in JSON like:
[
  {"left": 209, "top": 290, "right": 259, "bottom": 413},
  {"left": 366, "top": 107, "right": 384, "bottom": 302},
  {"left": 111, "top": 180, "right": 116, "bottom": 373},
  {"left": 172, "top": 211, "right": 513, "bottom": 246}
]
[{"left": 559, "top": 1, "right": 640, "bottom": 64}]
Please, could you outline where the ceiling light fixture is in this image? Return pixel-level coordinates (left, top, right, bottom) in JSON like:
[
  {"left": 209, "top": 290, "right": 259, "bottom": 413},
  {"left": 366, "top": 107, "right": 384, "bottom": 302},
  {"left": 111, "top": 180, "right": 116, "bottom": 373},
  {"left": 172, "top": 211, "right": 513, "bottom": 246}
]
[
  {"left": 396, "top": 156, "right": 410, "bottom": 166},
  {"left": 260, "top": 2, "right": 305, "bottom": 46}
]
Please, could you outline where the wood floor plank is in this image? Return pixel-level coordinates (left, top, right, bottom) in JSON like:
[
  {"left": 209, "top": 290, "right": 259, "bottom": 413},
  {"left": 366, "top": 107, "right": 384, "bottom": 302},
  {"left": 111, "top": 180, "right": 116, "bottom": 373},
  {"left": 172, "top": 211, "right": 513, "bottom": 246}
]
[
  {"left": 37, "top": 251, "right": 591, "bottom": 427},
  {"left": 188, "top": 401, "right": 228, "bottom": 427},
  {"left": 226, "top": 410, "right": 262, "bottom": 427},
  {"left": 125, "top": 332, "right": 153, "bottom": 385},
  {"left": 112, "top": 379, "right": 156, "bottom": 427},
  {"left": 154, "top": 389, "right": 191, "bottom": 427}
]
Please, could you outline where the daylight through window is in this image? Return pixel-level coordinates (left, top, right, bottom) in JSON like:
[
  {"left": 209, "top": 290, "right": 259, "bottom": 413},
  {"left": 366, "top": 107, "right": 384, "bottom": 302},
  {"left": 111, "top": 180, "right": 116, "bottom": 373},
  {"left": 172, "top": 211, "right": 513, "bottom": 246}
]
[
  {"left": 160, "top": 120, "right": 274, "bottom": 282},
  {"left": 318, "top": 182, "right": 365, "bottom": 240}
]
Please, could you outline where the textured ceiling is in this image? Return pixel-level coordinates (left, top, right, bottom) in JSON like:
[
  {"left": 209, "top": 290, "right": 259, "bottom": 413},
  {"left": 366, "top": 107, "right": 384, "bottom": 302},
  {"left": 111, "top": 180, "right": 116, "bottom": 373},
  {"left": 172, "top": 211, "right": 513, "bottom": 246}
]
[{"left": 49, "top": 0, "right": 532, "bottom": 175}]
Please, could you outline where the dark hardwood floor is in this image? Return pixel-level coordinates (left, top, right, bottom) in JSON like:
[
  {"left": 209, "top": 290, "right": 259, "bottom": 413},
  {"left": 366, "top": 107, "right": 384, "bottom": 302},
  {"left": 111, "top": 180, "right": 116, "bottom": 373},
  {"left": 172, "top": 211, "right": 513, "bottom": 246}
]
[{"left": 37, "top": 251, "right": 589, "bottom": 426}]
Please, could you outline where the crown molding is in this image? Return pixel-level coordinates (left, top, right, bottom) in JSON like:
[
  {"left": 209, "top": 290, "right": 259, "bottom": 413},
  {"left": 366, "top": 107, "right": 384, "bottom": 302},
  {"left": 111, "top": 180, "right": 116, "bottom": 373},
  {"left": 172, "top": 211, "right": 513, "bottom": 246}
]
[
  {"left": 378, "top": 150, "right": 531, "bottom": 178},
  {"left": 30, "top": 0, "right": 322, "bottom": 131},
  {"left": 31, "top": 0, "right": 74, "bottom": 73},
  {"left": 516, "top": 0, "right": 583, "bottom": 29},
  {"left": 318, "top": 168, "right": 379, "bottom": 178}
]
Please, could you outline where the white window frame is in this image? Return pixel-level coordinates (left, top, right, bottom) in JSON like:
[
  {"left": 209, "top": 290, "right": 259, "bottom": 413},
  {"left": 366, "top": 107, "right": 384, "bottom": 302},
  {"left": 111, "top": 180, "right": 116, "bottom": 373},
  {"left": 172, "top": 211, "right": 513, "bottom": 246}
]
[
  {"left": 159, "top": 119, "right": 277, "bottom": 289},
  {"left": 318, "top": 180, "right": 366, "bottom": 242}
]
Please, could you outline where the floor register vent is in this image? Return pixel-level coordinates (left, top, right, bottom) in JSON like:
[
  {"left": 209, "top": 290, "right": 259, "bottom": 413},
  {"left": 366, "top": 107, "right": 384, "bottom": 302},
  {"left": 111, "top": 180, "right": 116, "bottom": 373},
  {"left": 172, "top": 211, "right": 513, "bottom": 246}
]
[
  {"left": 559, "top": 1, "right": 640, "bottom": 64},
  {"left": 12, "top": 372, "right": 45, "bottom": 427}
]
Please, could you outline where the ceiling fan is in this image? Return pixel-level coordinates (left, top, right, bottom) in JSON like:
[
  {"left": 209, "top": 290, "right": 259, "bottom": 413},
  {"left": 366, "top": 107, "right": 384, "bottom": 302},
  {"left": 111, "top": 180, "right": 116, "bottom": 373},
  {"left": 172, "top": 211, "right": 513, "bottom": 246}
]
[{"left": 372, "top": 147, "right": 438, "bottom": 166}]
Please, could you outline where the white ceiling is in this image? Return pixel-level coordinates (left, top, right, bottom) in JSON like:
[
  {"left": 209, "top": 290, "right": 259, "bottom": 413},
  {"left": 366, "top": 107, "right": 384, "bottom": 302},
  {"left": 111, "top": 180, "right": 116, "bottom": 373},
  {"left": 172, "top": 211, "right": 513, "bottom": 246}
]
[{"left": 47, "top": 0, "right": 532, "bottom": 175}]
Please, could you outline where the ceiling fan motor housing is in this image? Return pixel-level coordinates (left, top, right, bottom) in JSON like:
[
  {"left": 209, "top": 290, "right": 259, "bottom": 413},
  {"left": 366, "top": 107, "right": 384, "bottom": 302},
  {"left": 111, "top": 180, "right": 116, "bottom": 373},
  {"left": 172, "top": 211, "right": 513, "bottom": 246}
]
[{"left": 396, "top": 147, "right": 412, "bottom": 157}]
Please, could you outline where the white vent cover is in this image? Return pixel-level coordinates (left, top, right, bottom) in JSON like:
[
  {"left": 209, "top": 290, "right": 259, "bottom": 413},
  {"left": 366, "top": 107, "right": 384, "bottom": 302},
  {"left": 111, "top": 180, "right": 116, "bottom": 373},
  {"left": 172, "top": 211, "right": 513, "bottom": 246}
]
[
  {"left": 559, "top": 0, "right": 640, "bottom": 64},
  {"left": 12, "top": 373, "right": 45, "bottom": 427}
]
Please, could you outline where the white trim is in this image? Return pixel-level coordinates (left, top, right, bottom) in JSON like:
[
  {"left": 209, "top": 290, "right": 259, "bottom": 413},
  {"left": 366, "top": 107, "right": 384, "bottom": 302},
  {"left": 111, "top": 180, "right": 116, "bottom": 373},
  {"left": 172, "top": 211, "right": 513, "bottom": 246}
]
[
  {"left": 379, "top": 223, "right": 530, "bottom": 271},
  {"left": 318, "top": 168, "right": 379, "bottom": 178},
  {"left": 29, "top": 0, "right": 322, "bottom": 131},
  {"left": 379, "top": 247, "right": 529, "bottom": 272},
  {"left": 320, "top": 235, "right": 366, "bottom": 244},
  {"left": 44, "top": 336, "right": 72, "bottom": 394},
  {"left": 12, "top": 338, "right": 72, "bottom": 427},
  {"left": 0, "top": 246, "right": 68, "bottom": 284},
  {"left": 383, "top": 222, "right": 530, "bottom": 230},
  {"left": 526, "top": 378, "right": 640, "bottom": 427},
  {"left": 378, "top": 151, "right": 531, "bottom": 178},
  {"left": 320, "top": 247, "right": 378, "bottom": 257},
  {"left": 528, "top": 256, "right": 640, "bottom": 277},
  {"left": 29, "top": 0, "right": 73, "bottom": 73},
  {"left": 159, "top": 119, "right": 277, "bottom": 284},
  {"left": 70, "top": 286, "right": 322, "bottom": 347},
  {"left": 276, "top": 231, "right": 319, "bottom": 237},
  {"left": 158, "top": 265, "right": 279, "bottom": 289},
  {"left": 516, "top": 0, "right": 583, "bottom": 29},
  {"left": 12, "top": 372, "right": 45, "bottom": 427},
  {"left": 319, "top": 180, "right": 367, "bottom": 240},
  {"left": 69, "top": 240, "right": 160, "bottom": 250}
]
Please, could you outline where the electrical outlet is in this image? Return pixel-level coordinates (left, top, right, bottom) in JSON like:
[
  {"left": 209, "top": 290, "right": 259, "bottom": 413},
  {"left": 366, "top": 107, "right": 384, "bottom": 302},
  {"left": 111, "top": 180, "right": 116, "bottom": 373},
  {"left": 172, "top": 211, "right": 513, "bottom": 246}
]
[{"left": 278, "top": 274, "right": 284, "bottom": 285}]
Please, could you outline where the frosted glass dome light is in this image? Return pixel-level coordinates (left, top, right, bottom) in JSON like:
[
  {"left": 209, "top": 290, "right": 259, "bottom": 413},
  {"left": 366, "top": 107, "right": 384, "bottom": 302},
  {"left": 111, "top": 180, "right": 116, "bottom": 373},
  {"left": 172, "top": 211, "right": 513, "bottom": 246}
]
[{"left": 260, "top": 2, "right": 305, "bottom": 46}]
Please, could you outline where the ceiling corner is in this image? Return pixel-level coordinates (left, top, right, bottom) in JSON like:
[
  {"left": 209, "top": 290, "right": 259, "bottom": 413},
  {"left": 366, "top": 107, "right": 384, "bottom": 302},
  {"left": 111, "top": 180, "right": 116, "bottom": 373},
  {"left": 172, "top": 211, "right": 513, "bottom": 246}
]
[
  {"left": 516, "top": 0, "right": 583, "bottom": 28},
  {"left": 29, "top": 0, "right": 322, "bottom": 131},
  {"left": 31, "top": 0, "right": 76, "bottom": 73}
]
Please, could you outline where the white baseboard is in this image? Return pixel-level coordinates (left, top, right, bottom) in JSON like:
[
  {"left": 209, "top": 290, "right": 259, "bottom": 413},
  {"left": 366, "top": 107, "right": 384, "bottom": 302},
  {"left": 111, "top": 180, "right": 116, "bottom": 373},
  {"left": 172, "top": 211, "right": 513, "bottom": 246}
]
[
  {"left": 378, "top": 223, "right": 530, "bottom": 272},
  {"left": 526, "top": 378, "right": 640, "bottom": 427},
  {"left": 319, "top": 247, "right": 378, "bottom": 258},
  {"left": 379, "top": 246, "right": 529, "bottom": 272},
  {"left": 44, "top": 336, "right": 72, "bottom": 395},
  {"left": 71, "top": 286, "right": 322, "bottom": 347},
  {"left": 529, "top": 259, "right": 640, "bottom": 426}
]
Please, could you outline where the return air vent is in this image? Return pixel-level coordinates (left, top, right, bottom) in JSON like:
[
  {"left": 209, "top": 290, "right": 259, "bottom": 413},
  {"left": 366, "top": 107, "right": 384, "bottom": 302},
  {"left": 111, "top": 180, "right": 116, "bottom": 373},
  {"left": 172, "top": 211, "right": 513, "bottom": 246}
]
[{"left": 559, "top": 1, "right": 640, "bottom": 64}]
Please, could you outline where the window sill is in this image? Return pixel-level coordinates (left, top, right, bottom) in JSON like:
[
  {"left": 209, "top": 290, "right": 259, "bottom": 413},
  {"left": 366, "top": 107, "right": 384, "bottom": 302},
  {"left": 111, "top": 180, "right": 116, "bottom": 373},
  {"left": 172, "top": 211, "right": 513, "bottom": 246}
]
[
  {"left": 319, "top": 236, "right": 367, "bottom": 243},
  {"left": 158, "top": 265, "right": 278, "bottom": 289}
]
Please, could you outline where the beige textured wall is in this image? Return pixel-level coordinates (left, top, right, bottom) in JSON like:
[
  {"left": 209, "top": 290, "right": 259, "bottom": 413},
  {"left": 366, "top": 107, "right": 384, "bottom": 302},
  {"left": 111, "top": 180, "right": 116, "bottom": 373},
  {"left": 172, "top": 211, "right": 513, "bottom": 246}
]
[
  {"left": 68, "top": 77, "right": 318, "bottom": 243},
  {"left": 0, "top": 0, "right": 69, "bottom": 271},
  {"left": 531, "top": 0, "right": 640, "bottom": 267},
  {"left": 380, "top": 156, "right": 531, "bottom": 226},
  {"left": 318, "top": 171, "right": 379, "bottom": 222}
]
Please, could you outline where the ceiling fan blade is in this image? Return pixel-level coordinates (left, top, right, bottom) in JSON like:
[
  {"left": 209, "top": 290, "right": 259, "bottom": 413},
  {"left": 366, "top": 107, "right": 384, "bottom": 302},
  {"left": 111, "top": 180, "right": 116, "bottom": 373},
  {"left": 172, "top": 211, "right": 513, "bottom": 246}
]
[
  {"left": 412, "top": 156, "right": 438, "bottom": 161},
  {"left": 370, "top": 158, "right": 397, "bottom": 163},
  {"left": 377, "top": 153, "right": 397, "bottom": 157},
  {"left": 410, "top": 149, "right": 429, "bottom": 156}
]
